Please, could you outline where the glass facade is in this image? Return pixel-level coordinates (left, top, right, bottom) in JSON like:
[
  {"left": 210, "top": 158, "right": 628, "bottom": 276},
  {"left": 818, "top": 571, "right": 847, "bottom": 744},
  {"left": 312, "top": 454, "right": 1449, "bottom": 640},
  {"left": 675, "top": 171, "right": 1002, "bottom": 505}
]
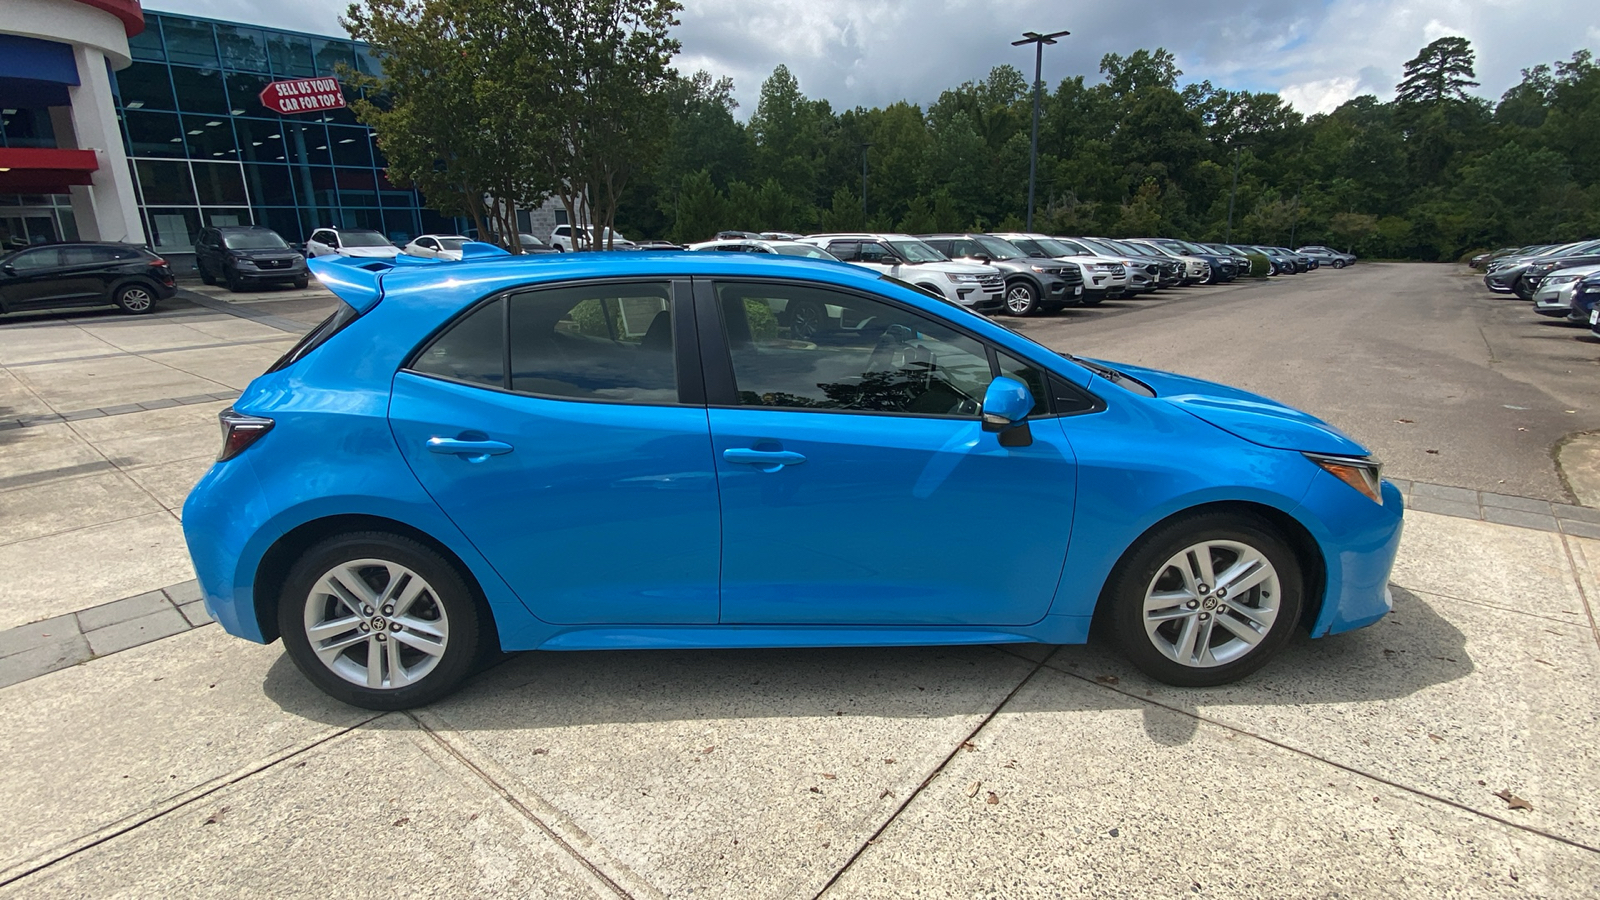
[{"left": 113, "top": 11, "right": 453, "bottom": 253}]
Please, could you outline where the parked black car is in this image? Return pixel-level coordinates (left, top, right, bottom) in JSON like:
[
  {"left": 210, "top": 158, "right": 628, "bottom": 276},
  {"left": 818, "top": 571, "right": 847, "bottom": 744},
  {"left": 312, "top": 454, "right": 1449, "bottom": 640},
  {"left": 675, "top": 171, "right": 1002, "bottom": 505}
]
[
  {"left": 0, "top": 242, "right": 175, "bottom": 315},
  {"left": 194, "top": 225, "right": 308, "bottom": 292},
  {"left": 919, "top": 233, "right": 1086, "bottom": 316}
]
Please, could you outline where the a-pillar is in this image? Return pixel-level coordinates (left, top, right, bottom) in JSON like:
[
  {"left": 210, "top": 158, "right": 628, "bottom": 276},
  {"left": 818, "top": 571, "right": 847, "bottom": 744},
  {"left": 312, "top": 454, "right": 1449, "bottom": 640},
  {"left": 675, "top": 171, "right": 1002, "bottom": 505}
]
[{"left": 65, "top": 44, "right": 143, "bottom": 244}]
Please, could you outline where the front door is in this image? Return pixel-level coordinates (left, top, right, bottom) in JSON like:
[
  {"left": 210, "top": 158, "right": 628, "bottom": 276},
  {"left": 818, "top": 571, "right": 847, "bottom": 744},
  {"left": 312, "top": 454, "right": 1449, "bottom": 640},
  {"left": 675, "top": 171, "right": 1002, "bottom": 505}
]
[
  {"left": 388, "top": 279, "right": 722, "bottom": 625},
  {"left": 699, "top": 278, "right": 1078, "bottom": 626}
]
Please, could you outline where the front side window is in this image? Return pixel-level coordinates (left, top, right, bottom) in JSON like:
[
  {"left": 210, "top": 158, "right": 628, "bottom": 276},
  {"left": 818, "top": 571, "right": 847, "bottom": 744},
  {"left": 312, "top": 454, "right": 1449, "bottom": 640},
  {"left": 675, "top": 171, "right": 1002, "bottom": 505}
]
[
  {"left": 885, "top": 240, "right": 947, "bottom": 263},
  {"left": 8, "top": 248, "right": 58, "bottom": 271},
  {"left": 509, "top": 283, "right": 678, "bottom": 403},
  {"left": 857, "top": 242, "right": 890, "bottom": 263},
  {"left": 715, "top": 282, "right": 992, "bottom": 418}
]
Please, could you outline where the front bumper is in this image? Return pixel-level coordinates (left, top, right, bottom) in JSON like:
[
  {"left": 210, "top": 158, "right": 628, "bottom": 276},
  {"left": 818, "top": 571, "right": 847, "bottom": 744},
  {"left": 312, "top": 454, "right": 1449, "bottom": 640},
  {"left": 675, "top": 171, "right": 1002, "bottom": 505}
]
[
  {"left": 1300, "top": 476, "right": 1406, "bottom": 637},
  {"left": 1533, "top": 284, "right": 1579, "bottom": 317}
]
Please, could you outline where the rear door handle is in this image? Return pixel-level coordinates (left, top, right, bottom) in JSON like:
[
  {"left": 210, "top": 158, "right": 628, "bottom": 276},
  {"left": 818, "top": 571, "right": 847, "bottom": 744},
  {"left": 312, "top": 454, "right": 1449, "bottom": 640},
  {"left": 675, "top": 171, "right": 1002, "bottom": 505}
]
[
  {"left": 427, "top": 436, "right": 514, "bottom": 461},
  {"left": 723, "top": 448, "right": 806, "bottom": 471}
]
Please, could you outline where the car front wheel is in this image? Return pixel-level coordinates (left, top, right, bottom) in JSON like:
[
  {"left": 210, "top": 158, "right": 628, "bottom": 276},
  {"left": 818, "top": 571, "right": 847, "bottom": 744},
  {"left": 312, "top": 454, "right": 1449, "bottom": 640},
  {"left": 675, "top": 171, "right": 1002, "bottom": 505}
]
[
  {"left": 1004, "top": 281, "right": 1040, "bottom": 316},
  {"left": 1105, "top": 512, "right": 1303, "bottom": 687},
  {"left": 1333, "top": 260, "right": 1346, "bottom": 269},
  {"left": 114, "top": 283, "right": 156, "bottom": 314},
  {"left": 278, "top": 532, "right": 483, "bottom": 709}
]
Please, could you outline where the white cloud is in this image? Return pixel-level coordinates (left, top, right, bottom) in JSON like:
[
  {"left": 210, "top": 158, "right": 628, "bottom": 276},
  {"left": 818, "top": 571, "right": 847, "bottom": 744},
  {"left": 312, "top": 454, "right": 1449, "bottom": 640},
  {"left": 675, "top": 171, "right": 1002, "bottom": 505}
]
[{"left": 1280, "top": 77, "right": 1361, "bottom": 115}]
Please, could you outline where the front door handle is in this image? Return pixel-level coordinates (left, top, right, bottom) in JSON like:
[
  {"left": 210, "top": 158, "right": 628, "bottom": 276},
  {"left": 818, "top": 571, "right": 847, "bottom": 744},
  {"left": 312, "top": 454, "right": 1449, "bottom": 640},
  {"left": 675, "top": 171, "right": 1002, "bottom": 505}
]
[
  {"left": 427, "top": 436, "right": 514, "bottom": 462},
  {"left": 723, "top": 448, "right": 806, "bottom": 472}
]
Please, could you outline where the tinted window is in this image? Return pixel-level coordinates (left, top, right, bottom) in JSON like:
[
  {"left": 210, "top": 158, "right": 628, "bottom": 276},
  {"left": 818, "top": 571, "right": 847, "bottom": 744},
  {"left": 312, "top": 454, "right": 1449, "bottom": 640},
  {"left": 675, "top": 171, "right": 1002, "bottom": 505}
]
[
  {"left": 58, "top": 246, "right": 102, "bottom": 266},
  {"left": 9, "top": 248, "right": 59, "bottom": 270},
  {"left": 509, "top": 283, "right": 678, "bottom": 403},
  {"left": 269, "top": 300, "right": 365, "bottom": 373},
  {"left": 951, "top": 239, "right": 986, "bottom": 259},
  {"left": 858, "top": 242, "right": 889, "bottom": 263},
  {"left": 715, "top": 282, "right": 991, "bottom": 417},
  {"left": 922, "top": 239, "right": 951, "bottom": 255},
  {"left": 826, "top": 241, "right": 859, "bottom": 261},
  {"left": 410, "top": 298, "right": 505, "bottom": 387}
]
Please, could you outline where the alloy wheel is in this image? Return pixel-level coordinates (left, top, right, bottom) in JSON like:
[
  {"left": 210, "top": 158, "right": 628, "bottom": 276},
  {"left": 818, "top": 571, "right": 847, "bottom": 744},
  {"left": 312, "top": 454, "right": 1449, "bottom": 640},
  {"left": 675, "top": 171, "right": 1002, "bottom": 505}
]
[
  {"left": 119, "top": 287, "right": 153, "bottom": 311},
  {"left": 1005, "top": 284, "right": 1038, "bottom": 315},
  {"left": 302, "top": 558, "right": 450, "bottom": 689},
  {"left": 1141, "top": 539, "right": 1280, "bottom": 668}
]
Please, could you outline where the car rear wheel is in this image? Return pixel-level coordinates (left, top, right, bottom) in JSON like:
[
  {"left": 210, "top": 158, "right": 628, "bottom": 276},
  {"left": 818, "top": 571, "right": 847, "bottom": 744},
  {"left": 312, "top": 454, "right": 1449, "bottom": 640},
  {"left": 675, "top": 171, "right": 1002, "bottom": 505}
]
[
  {"left": 1004, "top": 281, "right": 1040, "bottom": 316},
  {"left": 278, "top": 532, "right": 483, "bottom": 710},
  {"left": 1105, "top": 512, "right": 1303, "bottom": 687},
  {"left": 114, "top": 283, "right": 156, "bottom": 314},
  {"left": 1333, "top": 260, "right": 1346, "bottom": 269}
]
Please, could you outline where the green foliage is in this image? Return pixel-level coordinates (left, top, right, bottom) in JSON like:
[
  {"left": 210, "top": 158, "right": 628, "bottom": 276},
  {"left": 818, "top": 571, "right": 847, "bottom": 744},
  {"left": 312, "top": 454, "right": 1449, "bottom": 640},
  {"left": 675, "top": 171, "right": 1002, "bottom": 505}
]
[{"left": 600, "top": 36, "right": 1598, "bottom": 260}]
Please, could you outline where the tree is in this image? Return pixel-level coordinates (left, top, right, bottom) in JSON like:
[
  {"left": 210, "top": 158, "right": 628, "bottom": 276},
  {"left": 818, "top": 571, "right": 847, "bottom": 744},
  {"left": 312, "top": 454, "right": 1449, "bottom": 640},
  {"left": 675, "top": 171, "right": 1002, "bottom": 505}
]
[
  {"left": 343, "top": 0, "right": 555, "bottom": 249},
  {"left": 1100, "top": 49, "right": 1181, "bottom": 97},
  {"left": 1396, "top": 37, "right": 1480, "bottom": 105},
  {"left": 1328, "top": 212, "right": 1379, "bottom": 253}
]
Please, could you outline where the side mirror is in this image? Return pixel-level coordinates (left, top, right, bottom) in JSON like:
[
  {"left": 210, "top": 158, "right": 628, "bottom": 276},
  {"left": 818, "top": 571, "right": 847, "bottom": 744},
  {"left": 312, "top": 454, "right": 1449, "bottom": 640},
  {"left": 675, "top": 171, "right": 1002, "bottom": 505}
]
[
  {"left": 1, "top": 263, "right": 14, "bottom": 276},
  {"left": 981, "top": 376, "right": 1034, "bottom": 447}
]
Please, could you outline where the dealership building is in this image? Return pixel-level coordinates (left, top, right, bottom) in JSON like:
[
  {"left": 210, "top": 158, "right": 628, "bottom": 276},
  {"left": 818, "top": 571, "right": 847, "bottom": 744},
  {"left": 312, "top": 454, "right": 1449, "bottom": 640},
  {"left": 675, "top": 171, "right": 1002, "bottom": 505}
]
[{"left": 2, "top": 2, "right": 556, "bottom": 263}]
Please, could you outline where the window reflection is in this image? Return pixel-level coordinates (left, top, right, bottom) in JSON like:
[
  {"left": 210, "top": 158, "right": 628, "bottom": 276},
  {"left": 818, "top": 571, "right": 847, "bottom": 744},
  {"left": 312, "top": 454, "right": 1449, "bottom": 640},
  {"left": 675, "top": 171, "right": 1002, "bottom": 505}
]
[
  {"left": 124, "top": 111, "right": 187, "bottom": 158},
  {"left": 170, "top": 66, "right": 229, "bottom": 114},
  {"left": 135, "top": 160, "right": 197, "bottom": 205},
  {"left": 215, "top": 25, "right": 270, "bottom": 72},
  {"left": 117, "top": 62, "right": 177, "bottom": 111},
  {"left": 182, "top": 114, "right": 237, "bottom": 159},
  {"left": 161, "top": 18, "right": 220, "bottom": 68},
  {"left": 192, "top": 162, "right": 248, "bottom": 205}
]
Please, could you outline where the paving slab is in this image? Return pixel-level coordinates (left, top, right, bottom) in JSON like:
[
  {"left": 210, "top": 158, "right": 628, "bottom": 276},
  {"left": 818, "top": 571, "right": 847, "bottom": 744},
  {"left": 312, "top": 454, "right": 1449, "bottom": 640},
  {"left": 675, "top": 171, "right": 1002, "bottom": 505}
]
[
  {"left": 124, "top": 455, "right": 215, "bottom": 511},
  {"left": 8, "top": 354, "right": 229, "bottom": 412},
  {"left": 66, "top": 402, "right": 227, "bottom": 469},
  {"left": 0, "top": 634, "right": 90, "bottom": 690},
  {"left": 0, "top": 718, "right": 622, "bottom": 899},
  {"left": 148, "top": 343, "right": 291, "bottom": 391},
  {"left": 0, "top": 369, "right": 53, "bottom": 417},
  {"left": 424, "top": 646, "right": 1039, "bottom": 899},
  {"left": 0, "top": 512, "right": 191, "bottom": 631},
  {"left": 0, "top": 325, "right": 118, "bottom": 367},
  {"left": 0, "top": 470, "right": 163, "bottom": 546},
  {"left": 83, "top": 606, "right": 191, "bottom": 656},
  {"left": 0, "top": 423, "right": 109, "bottom": 493},
  {"left": 1041, "top": 584, "right": 1600, "bottom": 849},
  {"left": 0, "top": 627, "right": 371, "bottom": 880},
  {"left": 823, "top": 667, "right": 1600, "bottom": 899},
  {"left": 1389, "top": 509, "right": 1588, "bottom": 624}
]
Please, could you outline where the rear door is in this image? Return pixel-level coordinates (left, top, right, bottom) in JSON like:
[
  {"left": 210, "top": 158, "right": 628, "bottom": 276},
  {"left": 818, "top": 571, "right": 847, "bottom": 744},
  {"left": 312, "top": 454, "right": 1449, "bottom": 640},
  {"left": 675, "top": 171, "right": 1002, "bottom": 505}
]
[{"left": 388, "top": 278, "right": 722, "bottom": 625}]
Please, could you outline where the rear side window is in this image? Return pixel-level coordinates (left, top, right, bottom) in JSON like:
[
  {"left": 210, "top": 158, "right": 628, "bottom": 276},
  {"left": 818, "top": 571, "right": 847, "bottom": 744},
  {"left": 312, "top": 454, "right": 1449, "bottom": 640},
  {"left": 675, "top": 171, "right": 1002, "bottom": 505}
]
[
  {"left": 509, "top": 283, "right": 678, "bottom": 403},
  {"left": 266, "top": 301, "right": 365, "bottom": 374},
  {"left": 408, "top": 298, "right": 505, "bottom": 387}
]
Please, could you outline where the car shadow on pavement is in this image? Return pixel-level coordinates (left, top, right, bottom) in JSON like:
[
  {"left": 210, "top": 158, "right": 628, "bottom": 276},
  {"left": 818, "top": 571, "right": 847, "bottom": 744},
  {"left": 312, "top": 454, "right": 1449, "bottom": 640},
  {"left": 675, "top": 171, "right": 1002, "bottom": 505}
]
[{"left": 261, "top": 585, "right": 1470, "bottom": 733}]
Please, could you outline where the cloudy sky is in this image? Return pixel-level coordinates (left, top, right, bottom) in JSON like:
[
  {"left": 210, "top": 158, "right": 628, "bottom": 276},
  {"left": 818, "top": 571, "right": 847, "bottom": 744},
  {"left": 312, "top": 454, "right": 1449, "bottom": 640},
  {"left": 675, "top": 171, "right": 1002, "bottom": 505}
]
[{"left": 152, "top": 1, "right": 1600, "bottom": 116}]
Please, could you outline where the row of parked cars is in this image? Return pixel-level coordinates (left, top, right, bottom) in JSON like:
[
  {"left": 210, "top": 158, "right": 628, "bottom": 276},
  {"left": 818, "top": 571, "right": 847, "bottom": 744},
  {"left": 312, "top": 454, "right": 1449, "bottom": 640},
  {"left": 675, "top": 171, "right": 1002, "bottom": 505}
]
[
  {"left": 681, "top": 232, "right": 1354, "bottom": 317},
  {"left": 1478, "top": 240, "right": 1600, "bottom": 335},
  {"left": 0, "top": 216, "right": 1355, "bottom": 317}
]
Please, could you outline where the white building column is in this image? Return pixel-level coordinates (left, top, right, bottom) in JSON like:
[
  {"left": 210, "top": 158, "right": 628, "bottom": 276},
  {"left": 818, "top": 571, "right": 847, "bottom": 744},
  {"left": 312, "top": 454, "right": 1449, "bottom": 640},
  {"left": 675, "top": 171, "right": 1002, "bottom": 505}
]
[{"left": 66, "top": 44, "right": 143, "bottom": 244}]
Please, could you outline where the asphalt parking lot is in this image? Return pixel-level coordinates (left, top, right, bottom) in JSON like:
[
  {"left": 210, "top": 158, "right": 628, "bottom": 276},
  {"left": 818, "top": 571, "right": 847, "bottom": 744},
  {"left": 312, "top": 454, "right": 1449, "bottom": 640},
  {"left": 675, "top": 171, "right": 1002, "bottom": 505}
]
[{"left": 1, "top": 266, "right": 1599, "bottom": 897}]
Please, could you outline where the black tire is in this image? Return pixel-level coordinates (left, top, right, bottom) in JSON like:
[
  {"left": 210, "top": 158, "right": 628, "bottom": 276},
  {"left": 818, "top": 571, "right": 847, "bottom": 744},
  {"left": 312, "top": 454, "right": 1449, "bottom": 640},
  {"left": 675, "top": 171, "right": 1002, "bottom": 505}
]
[
  {"left": 1080, "top": 293, "right": 1105, "bottom": 307},
  {"left": 1104, "top": 511, "right": 1303, "bottom": 687},
  {"left": 1333, "top": 260, "right": 1346, "bottom": 269},
  {"left": 113, "top": 282, "right": 157, "bottom": 314},
  {"left": 226, "top": 269, "right": 244, "bottom": 292},
  {"left": 199, "top": 263, "right": 216, "bottom": 286},
  {"left": 277, "top": 531, "right": 484, "bottom": 710},
  {"left": 294, "top": 276, "right": 309, "bottom": 289},
  {"left": 787, "top": 298, "right": 826, "bottom": 339},
  {"left": 1003, "top": 280, "right": 1041, "bottom": 316}
]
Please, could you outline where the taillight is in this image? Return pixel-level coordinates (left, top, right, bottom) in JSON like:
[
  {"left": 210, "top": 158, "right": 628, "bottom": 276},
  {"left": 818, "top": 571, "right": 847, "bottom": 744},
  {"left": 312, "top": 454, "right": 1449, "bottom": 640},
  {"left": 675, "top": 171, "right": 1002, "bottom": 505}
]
[
  {"left": 148, "top": 257, "right": 167, "bottom": 267},
  {"left": 218, "top": 407, "right": 274, "bottom": 461}
]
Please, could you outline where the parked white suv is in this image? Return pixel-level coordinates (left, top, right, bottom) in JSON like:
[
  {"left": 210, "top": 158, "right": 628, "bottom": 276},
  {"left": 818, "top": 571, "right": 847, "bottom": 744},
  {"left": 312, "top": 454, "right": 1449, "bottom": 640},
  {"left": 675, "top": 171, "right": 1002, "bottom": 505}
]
[
  {"left": 304, "top": 227, "right": 401, "bottom": 259},
  {"left": 549, "top": 224, "right": 637, "bottom": 252},
  {"left": 800, "top": 233, "right": 1004, "bottom": 313}
]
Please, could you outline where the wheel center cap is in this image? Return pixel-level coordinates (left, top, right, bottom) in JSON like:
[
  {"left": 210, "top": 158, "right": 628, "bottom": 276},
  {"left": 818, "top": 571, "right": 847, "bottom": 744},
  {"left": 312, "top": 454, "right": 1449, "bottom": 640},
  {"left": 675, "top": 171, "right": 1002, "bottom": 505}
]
[
  {"left": 1201, "top": 598, "right": 1218, "bottom": 611},
  {"left": 370, "top": 616, "right": 387, "bottom": 630}
]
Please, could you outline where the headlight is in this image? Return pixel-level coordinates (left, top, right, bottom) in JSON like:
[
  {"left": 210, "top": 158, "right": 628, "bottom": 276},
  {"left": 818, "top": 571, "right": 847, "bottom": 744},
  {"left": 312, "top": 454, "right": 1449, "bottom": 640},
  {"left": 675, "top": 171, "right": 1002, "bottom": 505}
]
[
  {"left": 1546, "top": 274, "right": 1581, "bottom": 285},
  {"left": 1030, "top": 265, "right": 1061, "bottom": 275},
  {"left": 1305, "top": 452, "right": 1384, "bottom": 504},
  {"left": 945, "top": 273, "right": 981, "bottom": 284}
]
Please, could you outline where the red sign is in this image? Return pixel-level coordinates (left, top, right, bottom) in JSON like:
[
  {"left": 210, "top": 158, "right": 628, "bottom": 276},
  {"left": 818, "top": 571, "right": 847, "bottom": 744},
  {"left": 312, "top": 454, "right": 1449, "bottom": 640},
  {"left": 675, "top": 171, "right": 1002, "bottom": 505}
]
[{"left": 258, "top": 77, "right": 347, "bottom": 115}]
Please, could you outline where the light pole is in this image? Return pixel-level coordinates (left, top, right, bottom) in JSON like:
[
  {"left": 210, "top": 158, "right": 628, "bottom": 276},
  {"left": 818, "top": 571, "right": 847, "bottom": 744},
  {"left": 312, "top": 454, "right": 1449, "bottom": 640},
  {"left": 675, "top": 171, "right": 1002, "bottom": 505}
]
[
  {"left": 1223, "top": 145, "right": 1241, "bottom": 243},
  {"left": 1013, "top": 29, "right": 1069, "bottom": 232},
  {"left": 861, "top": 142, "right": 873, "bottom": 226}
]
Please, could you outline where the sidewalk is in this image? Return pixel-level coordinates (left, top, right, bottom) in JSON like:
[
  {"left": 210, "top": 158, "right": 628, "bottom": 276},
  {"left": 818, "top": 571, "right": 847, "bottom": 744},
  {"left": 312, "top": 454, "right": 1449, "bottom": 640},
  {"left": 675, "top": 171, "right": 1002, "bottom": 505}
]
[{"left": 2, "top": 299, "right": 1599, "bottom": 896}]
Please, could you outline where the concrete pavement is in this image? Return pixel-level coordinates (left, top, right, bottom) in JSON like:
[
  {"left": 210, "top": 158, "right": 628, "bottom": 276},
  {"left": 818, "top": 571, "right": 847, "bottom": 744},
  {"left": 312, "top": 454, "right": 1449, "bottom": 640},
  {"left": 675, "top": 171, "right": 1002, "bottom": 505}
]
[{"left": 2, "top": 269, "right": 1599, "bottom": 896}]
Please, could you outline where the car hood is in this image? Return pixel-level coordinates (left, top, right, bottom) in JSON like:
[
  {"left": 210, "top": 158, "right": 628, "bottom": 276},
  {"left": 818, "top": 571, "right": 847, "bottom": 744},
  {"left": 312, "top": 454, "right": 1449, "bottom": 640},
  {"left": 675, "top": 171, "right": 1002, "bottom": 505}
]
[
  {"left": 1089, "top": 360, "right": 1370, "bottom": 456},
  {"left": 340, "top": 246, "right": 401, "bottom": 258}
]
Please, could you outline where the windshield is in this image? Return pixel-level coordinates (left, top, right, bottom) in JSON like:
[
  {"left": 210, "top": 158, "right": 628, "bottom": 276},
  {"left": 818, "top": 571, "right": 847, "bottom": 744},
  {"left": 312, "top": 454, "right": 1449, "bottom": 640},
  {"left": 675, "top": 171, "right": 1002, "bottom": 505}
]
[
  {"left": 772, "top": 242, "right": 837, "bottom": 259},
  {"left": 1136, "top": 241, "right": 1178, "bottom": 258},
  {"left": 222, "top": 231, "right": 289, "bottom": 250},
  {"left": 1030, "top": 238, "right": 1080, "bottom": 258},
  {"left": 342, "top": 231, "right": 392, "bottom": 248},
  {"left": 1078, "top": 238, "right": 1126, "bottom": 257},
  {"left": 1104, "top": 239, "right": 1149, "bottom": 257},
  {"left": 975, "top": 236, "right": 1026, "bottom": 259},
  {"left": 438, "top": 238, "right": 467, "bottom": 250},
  {"left": 886, "top": 240, "right": 948, "bottom": 263},
  {"left": 1177, "top": 240, "right": 1211, "bottom": 254}
]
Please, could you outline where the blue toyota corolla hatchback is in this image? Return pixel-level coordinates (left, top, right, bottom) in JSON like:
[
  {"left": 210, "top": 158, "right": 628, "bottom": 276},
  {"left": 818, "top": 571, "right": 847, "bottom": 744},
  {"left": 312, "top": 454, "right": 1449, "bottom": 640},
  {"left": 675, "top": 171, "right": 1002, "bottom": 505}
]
[{"left": 182, "top": 249, "right": 1403, "bottom": 709}]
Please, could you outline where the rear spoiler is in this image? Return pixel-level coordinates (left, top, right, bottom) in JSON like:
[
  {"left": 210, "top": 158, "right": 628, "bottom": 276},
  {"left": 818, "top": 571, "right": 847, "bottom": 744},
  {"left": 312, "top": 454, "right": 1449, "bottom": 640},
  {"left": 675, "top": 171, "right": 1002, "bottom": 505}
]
[{"left": 306, "top": 241, "right": 511, "bottom": 312}]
